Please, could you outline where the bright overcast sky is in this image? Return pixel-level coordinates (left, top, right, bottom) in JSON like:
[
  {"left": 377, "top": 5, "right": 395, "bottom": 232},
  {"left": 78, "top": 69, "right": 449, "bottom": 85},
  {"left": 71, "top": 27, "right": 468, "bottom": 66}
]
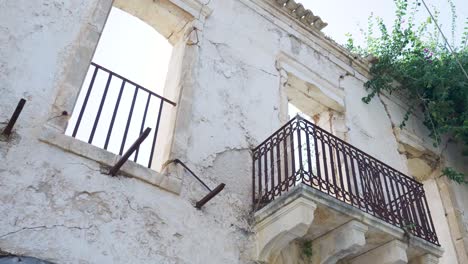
[{"left": 301, "top": 0, "right": 468, "bottom": 46}]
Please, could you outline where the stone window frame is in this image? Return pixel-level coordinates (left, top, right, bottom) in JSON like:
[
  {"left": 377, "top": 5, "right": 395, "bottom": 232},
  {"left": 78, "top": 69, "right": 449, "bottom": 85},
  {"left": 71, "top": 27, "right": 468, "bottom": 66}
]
[
  {"left": 38, "top": 0, "right": 212, "bottom": 195},
  {"left": 275, "top": 51, "right": 345, "bottom": 127}
]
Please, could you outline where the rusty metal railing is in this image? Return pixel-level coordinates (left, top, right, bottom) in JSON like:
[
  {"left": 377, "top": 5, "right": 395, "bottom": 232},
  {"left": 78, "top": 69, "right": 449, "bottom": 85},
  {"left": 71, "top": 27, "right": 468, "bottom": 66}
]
[
  {"left": 68, "top": 62, "right": 176, "bottom": 169},
  {"left": 252, "top": 115, "right": 439, "bottom": 246}
]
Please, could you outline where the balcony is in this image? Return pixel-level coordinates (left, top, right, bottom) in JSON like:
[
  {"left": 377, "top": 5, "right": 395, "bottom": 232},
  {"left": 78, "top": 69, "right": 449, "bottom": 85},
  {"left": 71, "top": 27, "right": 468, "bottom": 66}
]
[{"left": 252, "top": 116, "right": 441, "bottom": 263}]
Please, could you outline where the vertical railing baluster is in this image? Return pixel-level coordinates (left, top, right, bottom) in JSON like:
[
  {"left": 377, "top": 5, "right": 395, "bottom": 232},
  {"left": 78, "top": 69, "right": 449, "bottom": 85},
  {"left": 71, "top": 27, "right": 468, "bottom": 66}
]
[
  {"left": 258, "top": 152, "right": 263, "bottom": 205},
  {"left": 357, "top": 156, "right": 370, "bottom": 213},
  {"left": 148, "top": 100, "right": 164, "bottom": 168},
  {"left": 381, "top": 169, "right": 395, "bottom": 224},
  {"left": 320, "top": 131, "right": 330, "bottom": 194},
  {"left": 313, "top": 126, "right": 323, "bottom": 191},
  {"left": 119, "top": 86, "right": 139, "bottom": 155},
  {"left": 252, "top": 152, "right": 256, "bottom": 208},
  {"left": 422, "top": 190, "right": 438, "bottom": 244},
  {"left": 374, "top": 164, "right": 385, "bottom": 216},
  {"left": 276, "top": 135, "right": 282, "bottom": 196},
  {"left": 350, "top": 153, "right": 360, "bottom": 208},
  {"left": 407, "top": 182, "right": 420, "bottom": 233},
  {"left": 264, "top": 148, "right": 269, "bottom": 200},
  {"left": 388, "top": 172, "right": 402, "bottom": 225},
  {"left": 341, "top": 146, "right": 352, "bottom": 205},
  {"left": 395, "top": 174, "right": 406, "bottom": 227},
  {"left": 72, "top": 66, "right": 99, "bottom": 137},
  {"left": 134, "top": 93, "right": 151, "bottom": 162},
  {"left": 296, "top": 120, "right": 303, "bottom": 182},
  {"left": 283, "top": 131, "right": 289, "bottom": 191},
  {"left": 403, "top": 182, "right": 414, "bottom": 229},
  {"left": 335, "top": 144, "right": 346, "bottom": 201},
  {"left": 373, "top": 163, "right": 386, "bottom": 218},
  {"left": 104, "top": 79, "right": 126, "bottom": 150},
  {"left": 402, "top": 182, "right": 413, "bottom": 228},
  {"left": 328, "top": 135, "right": 337, "bottom": 196},
  {"left": 270, "top": 141, "right": 275, "bottom": 198},
  {"left": 415, "top": 188, "right": 428, "bottom": 236},
  {"left": 305, "top": 124, "right": 312, "bottom": 184},
  {"left": 88, "top": 72, "right": 112, "bottom": 144},
  {"left": 289, "top": 123, "right": 296, "bottom": 181}
]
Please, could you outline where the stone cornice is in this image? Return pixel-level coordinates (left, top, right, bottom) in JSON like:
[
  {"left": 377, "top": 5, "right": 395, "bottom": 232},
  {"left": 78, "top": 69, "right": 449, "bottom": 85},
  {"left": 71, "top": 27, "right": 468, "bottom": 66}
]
[
  {"left": 170, "top": 0, "right": 213, "bottom": 19},
  {"left": 272, "top": 0, "right": 328, "bottom": 31},
  {"left": 241, "top": 0, "right": 371, "bottom": 79}
]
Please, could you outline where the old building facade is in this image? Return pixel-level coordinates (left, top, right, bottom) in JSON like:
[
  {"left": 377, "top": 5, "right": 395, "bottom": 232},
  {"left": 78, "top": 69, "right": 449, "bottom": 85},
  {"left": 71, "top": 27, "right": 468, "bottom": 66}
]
[{"left": 1, "top": 0, "right": 468, "bottom": 263}]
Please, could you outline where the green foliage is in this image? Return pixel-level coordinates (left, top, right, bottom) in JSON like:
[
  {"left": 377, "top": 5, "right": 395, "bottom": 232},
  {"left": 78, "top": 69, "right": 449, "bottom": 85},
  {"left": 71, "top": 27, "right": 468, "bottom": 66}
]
[
  {"left": 404, "top": 222, "right": 416, "bottom": 230},
  {"left": 346, "top": 0, "right": 468, "bottom": 183},
  {"left": 442, "top": 167, "right": 467, "bottom": 184},
  {"left": 301, "top": 240, "right": 313, "bottom": 260}
]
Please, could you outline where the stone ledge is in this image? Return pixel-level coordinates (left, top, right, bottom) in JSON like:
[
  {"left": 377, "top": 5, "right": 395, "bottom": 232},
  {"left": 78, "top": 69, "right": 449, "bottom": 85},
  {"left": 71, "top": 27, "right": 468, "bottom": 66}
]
[
  {"left": 254, "top": 184, "right": 317, "bottom": 223},
  {"left": 38, "top": 125, "right": 182, "bottom": 195},
  {"left": 256, "top": 184, "right": 443, "bottom": 259},
  {"left": 350, "top": 240, "right": 408, "bottom": 264}
]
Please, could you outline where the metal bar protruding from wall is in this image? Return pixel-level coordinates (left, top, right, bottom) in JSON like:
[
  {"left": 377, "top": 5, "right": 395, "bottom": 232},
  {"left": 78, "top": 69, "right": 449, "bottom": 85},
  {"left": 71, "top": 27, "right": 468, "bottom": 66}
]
[
  {"left": 195, "top": 183, "right": 226, "bottom": 209},
  {"left": 2, "top": 98, "right": 26, "bottom": 137},
  {"left": 162, "top": 159, "right": 226, "bottom": 209},
  {"left": 166, "top": 159, "right": 212, "bottom": 191},
  {"left": 109, "top": 127, "right": 151, "bottom": 176}
]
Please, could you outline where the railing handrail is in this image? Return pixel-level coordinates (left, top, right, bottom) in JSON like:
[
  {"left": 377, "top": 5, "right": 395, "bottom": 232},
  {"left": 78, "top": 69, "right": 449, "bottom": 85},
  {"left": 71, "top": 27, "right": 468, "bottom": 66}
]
[
  {"left": 90, "top": 62, "right": 177, "bottom": 106},
  {"left": 253, "top": 117, "right": 296, "bottom": 152},
  {"left": 253, "top": 115, "right": 422, "bottom": 187}
]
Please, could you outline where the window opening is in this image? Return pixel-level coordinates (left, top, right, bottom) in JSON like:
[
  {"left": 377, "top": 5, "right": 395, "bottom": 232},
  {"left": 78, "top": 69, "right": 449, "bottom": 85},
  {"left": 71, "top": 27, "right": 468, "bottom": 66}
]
[
  {"left": 65, "top": 7, "right": 175, "bottom": 169},
  {"left": 284, "top": 76, "right": 347, "bottom": 201}
]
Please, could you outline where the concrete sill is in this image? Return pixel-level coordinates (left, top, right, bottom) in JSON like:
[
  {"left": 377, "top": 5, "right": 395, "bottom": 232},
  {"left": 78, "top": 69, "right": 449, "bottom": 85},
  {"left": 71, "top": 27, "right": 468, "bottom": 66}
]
[{"left": 38, "top": 125, "right": 182, "bottom": 195}]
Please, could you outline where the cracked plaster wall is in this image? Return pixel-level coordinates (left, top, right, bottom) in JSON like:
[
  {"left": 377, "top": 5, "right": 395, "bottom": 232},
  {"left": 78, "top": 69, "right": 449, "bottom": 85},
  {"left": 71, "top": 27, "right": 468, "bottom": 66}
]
[
  {"left": 171, "top": 0, "right": 466, "bottom": 262},
  {"left": 378, "top": 93, "right": 468, "bottom": 263},
  {"left": 0, "top": 0, "right": 252, "bottom": 263},
  {"left": 1, "top": 0, "right": 467, "bottom": 263}
]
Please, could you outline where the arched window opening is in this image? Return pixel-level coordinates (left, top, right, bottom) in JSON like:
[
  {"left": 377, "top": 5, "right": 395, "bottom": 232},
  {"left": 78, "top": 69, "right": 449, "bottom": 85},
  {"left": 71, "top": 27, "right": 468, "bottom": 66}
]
[{"left": 65, "top": 6, "right": 180, "bottom": 171}]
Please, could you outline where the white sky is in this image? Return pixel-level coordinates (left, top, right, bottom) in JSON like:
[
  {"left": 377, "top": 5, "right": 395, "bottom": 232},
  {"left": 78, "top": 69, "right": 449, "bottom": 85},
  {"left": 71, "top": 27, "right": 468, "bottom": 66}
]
[
  {"left": 93, "top": 7, "right": 172, "bottom": 94},
  {"left": 301, "top": 0, "right": 468, "bottom": 46}
]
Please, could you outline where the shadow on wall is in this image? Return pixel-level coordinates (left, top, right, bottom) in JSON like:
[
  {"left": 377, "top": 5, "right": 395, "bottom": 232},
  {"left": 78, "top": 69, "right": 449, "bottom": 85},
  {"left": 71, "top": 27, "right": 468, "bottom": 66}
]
[{"left": 0, "top": 256, "right": 54, "bottom": 264}]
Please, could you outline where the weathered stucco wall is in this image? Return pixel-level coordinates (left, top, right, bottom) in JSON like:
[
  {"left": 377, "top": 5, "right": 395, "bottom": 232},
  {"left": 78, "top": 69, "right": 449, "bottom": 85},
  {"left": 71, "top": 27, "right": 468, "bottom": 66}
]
[
  {"left": 0, "top": 0, "right": 253, "bottom": 263},
  {"left": 1, "top": 0, "right": 467, "bottom": 263}
]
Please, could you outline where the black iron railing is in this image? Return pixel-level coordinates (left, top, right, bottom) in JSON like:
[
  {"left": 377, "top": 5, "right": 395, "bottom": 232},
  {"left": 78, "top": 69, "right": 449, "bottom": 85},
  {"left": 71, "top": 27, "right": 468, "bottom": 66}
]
[
  {"left": 252, "top": 116, "right": 439, "bottom": 246},
  {"left": 67, "top": 62, "right": 176, "bottom": 169}
]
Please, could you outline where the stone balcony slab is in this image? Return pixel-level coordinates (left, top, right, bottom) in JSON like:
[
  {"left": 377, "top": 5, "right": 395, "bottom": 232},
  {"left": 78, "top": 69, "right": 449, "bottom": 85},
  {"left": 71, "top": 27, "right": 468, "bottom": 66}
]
[{"left": 253, "top": 184, "right": 443, "bottom": 263}]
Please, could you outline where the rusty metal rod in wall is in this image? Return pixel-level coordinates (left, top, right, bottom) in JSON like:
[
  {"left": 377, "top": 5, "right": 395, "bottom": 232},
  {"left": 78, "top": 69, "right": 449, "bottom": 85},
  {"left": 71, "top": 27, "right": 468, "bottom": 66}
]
[
  {"left": 109, "top": 127, "right": 151, "bottom": 176},
  {"left": 195, "top": 183, "right": 226, "bottom": 209},
  {"left": 163, "top": 159, "right": 226, "bottom": 209},
  {"left": 2, "top": 98, "right": 26, "bottom": 137}
]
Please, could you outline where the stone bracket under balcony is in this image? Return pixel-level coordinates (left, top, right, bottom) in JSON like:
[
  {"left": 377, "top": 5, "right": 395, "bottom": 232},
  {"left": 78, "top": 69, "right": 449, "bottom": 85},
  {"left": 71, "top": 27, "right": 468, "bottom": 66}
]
[
  {"left": 253, "top": 184, "right": 444, "bottom": 264},
  {"left": 254, "top": 189, "right": 317, "bottom": 263}
]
